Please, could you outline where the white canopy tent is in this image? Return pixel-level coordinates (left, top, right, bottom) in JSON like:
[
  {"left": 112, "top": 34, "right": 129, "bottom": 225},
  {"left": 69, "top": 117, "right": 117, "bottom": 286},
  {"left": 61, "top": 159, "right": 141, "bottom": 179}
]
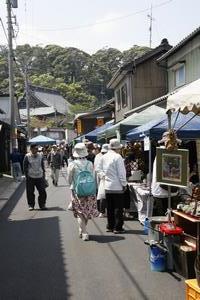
[{"left": 167, "top": 78, "right": 200, "bottom": 114}]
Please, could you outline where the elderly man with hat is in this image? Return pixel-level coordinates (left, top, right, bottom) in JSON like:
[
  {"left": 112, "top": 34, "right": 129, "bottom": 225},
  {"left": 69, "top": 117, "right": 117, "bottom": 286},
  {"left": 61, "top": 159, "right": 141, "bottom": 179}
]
[
  {"left": 23, "top": 143, "right": 47, "bottom": 210},
  {"left": 67, "top": 142, "right": 99, "bottom": 241},
  {"left": 97, "top": 139, "right": 127, "bottom": 233}
]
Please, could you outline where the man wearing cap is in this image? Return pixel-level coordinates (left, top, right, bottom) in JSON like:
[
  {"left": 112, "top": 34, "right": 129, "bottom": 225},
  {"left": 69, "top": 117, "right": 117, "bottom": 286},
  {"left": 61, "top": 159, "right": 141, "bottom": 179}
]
[
  {"left": 97, "top": 139, "right": 127, "bottom": 233},
  {"left": 23, "top": 144, "right": 47, "bottom": 210}
]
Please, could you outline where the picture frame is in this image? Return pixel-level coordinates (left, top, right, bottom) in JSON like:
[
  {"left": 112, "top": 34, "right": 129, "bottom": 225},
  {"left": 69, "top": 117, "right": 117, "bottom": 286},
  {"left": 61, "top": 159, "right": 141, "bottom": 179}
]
[{"left": 156, "top": 147, "right": 189, "bottom": 187}]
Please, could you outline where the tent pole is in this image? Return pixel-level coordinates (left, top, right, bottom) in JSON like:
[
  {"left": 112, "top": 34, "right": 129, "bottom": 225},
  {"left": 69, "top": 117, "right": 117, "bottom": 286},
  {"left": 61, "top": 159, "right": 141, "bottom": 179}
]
[
  {"left": 167, "top": 110, "right": 172, "bottom": 223},
  {"left": 149, "top": 139, "right": 152, "bottom": 195},
  {"left": 148, "top": 139, "right": 153, "bottom": 219},
  {"left": 116, "top": 129, "right": 121, "bottom": 141}
]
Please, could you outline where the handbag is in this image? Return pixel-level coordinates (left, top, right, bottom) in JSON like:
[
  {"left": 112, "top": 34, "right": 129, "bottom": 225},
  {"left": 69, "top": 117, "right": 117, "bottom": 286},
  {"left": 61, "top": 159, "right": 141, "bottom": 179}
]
[{"left": 97, "top": 178, "right": 106, "bottom": 200}]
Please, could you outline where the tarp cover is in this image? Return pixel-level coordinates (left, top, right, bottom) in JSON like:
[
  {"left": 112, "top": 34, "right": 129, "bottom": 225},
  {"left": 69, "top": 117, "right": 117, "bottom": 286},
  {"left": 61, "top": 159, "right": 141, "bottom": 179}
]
[
  {"left": 101, "top": 105, "right": 166, "bottom": 139},
  {"left": 85, "top": 120, "right": 114, "bottom": 142},
  {"left": 28, "top": 135, "right": 56, "bottom": 145},
  {"left": 167, "top": 78, "right": 200, "bottom": 114},
  {"left": 126, "top": 111, "right": 200, "bottom": 141}
]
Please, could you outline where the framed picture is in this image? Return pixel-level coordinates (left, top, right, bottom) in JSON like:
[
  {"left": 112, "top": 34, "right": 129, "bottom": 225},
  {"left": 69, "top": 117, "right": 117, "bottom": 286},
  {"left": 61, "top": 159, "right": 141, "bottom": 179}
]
[{"left": 156, "top": 147, "right": 188, "bottom": 187}]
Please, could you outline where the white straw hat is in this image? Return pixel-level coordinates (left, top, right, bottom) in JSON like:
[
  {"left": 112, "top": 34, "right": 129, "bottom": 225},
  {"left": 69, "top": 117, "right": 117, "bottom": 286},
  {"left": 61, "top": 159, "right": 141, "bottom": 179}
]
[
  {"left": 109, "top": 138, "right": 122, "bottom": 150},
  {"left": 73, "top": 142, "right": 88, "bottom": 158},
  {"left": 101, "top": 143, "right": 109, "bottom": 153}
]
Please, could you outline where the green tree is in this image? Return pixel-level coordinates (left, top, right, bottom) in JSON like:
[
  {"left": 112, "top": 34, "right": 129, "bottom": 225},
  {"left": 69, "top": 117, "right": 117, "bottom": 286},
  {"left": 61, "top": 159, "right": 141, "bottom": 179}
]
[
  {"left": 0, "top": 46, "right": 9, "bottom": 92},
  {"left": 122, "top": 45, "right": 151, "bottom": 63}
]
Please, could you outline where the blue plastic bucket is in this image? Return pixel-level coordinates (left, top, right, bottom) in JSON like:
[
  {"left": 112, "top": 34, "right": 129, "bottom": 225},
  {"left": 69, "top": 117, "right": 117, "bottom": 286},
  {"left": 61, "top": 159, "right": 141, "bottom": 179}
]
[{"left": 150, "top": 245, "right": 166, "bottom": 272}]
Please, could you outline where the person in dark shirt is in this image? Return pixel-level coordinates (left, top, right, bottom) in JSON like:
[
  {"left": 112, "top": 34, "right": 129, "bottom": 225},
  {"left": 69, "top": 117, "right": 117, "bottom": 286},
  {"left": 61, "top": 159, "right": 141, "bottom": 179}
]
[
  {"left": 190, "top": 164, "right": 199, "bottom": 184},
  {"left": 10, "top": 148, "right": 22, "bottom": 181},
  {"left": 86, "top": 141, "right": 95, "bottom": 164}
]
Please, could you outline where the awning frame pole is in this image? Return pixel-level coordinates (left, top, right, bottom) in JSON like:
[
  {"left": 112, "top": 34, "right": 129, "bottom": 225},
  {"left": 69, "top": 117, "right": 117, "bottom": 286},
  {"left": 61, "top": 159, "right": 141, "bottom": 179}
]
[{"left": 167, "top": 110, "right": 172, "bottom": 223}]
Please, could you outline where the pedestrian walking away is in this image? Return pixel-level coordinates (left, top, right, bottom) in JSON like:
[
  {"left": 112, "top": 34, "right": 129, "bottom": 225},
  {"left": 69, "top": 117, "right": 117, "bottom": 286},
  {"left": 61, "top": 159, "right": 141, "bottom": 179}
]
[
  {"left": 95, "top": 143, "right": 109, "bottom": 217},
  {"left": 67, "top": 142, "right": 99, "bottom": 241},
  {"left": 97, "top": 139, "right": 127, "bottom": 234},
  {"left": 48, "top": 145, "right": 62, "bottom": 186},
  {"left": 23, "top": 143, "right": 47, "bottom": 211},
  {"left": 10, "top": 148, "right": 22, "bottom": 182}
]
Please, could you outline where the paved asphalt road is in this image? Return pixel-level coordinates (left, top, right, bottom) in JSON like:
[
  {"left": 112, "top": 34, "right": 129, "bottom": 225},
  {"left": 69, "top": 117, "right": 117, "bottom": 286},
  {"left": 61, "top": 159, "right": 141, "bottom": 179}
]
[{"left": 0, "top": 167, "right": 185, "bottom": 300}]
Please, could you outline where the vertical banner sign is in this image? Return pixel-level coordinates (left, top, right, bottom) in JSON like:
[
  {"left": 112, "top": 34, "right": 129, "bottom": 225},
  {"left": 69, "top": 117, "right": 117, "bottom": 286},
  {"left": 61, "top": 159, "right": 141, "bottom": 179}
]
[
  {"left": 77, "top": 119, "right": 82, "bottom": 135},
  {"left": 96, "top": 118, "right": 104, "bottom": 127}
]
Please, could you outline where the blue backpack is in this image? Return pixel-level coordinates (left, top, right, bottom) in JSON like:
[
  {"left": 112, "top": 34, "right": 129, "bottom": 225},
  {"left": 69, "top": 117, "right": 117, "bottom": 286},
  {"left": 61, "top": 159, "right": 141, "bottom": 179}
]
[{"left": 73, "top": 161, "right": 96, "bottom": 197}]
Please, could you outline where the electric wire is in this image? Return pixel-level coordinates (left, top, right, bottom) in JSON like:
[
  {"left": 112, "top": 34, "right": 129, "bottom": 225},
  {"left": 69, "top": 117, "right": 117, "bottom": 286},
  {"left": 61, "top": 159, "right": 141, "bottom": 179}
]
[
  {"left": 34, "top": 0, "right": 174, "bottom": 32},
  {"left": 0, "top": 17, "right": 8, "bottom": 42}
]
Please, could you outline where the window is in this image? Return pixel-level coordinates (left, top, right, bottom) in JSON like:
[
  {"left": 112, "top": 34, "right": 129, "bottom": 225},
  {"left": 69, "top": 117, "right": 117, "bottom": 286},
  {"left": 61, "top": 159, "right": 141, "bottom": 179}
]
[
  {"left": 121, "top": 84, "right": 128, "bottom": 108},
  {"left": 116, "top": 89, "right": 121, "bottom": 111},
  {"left": 174, "top": 64, "right": 185, "bottom": 87}
]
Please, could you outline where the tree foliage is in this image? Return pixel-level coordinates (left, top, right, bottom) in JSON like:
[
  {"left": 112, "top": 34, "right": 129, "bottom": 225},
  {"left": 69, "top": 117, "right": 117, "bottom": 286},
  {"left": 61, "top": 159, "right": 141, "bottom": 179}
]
[{"left": 0, "top": 43, "right": 151, "bottom": 111}]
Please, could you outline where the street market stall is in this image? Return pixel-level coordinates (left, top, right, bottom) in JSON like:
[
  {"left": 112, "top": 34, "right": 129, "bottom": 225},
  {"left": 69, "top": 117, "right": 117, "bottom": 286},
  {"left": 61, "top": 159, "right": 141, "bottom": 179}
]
[
  {"left": 97, "top": 105, "right": 166, "bottom": 141},
  {"left": 125, "top": 93, "right": 200, "bottom": 276},
  {"left": 84, "top": 120, "right": 114, "bottom": 142},
  {"left": 27, "top": 135, "right": 56, "bottom": 145}
]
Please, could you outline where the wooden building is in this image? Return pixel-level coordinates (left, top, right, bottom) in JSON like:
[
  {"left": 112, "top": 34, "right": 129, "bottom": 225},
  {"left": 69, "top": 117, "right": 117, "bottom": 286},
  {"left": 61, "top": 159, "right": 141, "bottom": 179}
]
[
  {"left": 107, "top": 39, "right": 172, "bottom": 122},
  {"left": 158, "top": 26, "right": 200, "bottom": 92},
  {"left": 74, "top": 98, "right": 115, "bottom": 136}
]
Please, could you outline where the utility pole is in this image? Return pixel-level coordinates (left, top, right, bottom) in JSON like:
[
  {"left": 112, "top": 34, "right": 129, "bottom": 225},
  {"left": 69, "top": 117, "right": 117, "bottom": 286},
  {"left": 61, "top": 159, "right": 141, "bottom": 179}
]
[
  {"left": 147, "top": 4, "right": 154, "bottom": 48},
  {"left": 6, "top": 0, "right": 17, "bottom": 151},
  {"left": 24, "top": 68, "right": 31, "bottom": 138}
]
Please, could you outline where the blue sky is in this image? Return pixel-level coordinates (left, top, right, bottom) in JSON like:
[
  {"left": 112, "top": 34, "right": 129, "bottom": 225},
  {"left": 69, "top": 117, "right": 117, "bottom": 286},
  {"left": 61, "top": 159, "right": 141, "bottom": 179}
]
[{"left": 0, "top": 0, "right": 200, "bottom": 54}]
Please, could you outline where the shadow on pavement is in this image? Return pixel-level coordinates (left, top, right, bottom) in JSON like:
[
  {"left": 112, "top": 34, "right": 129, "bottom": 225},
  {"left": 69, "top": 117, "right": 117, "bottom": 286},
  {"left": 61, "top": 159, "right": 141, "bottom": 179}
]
[
  {"left": 90, "top": 234, "right": 125, "bottom": 243},
  {"left": 124, "top": 229, "right": 146, "bottom": 235},
  {"left": 167, "top": 271, "right": 182, "bottom": 282},
  {"left": 92, "top": 219, "right": 149, "bottom": 300},
  {"left": 0, "top": 216, "right": 71, "bottom": 299},
  {"left": 57, "top": 184, "right": 69, "bottom": 187},
  {"left": 34, "top": 206, "right": 66, "bottom": 212},
  {"left": 0, "top": 181, "right": 26, "bottom": 221}
]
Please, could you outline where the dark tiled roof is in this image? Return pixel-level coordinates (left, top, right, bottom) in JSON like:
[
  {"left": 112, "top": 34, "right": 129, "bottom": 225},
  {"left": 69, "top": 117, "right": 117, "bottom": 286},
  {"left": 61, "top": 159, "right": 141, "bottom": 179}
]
[
  {"left": 29, "top": 85, "right": 71, "bottom": 115},
  {"left": 107, "top": 39, "right": 172, "bottom": 88},
  {"left": 158, "top": 26, "right": 200, "bottom": 61},
  {"left": 74, "top": 98, "right": 115, "bottom": 121}
]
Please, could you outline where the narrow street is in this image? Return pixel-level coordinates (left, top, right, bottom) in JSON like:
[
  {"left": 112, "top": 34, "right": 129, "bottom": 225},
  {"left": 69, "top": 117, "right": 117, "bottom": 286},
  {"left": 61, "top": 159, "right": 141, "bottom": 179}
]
[{"left": 0, "top": 167, "right": 185, "bottom": 300}]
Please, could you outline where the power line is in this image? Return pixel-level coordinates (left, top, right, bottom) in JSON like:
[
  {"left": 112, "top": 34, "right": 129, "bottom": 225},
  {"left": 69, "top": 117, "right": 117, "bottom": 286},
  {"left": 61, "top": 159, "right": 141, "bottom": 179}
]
[
  {"left": 34, "top": 0, "right": 173, "bottom": 32},
  {"left": 0, "top": 17, "right": 8, "bottom": 41}
]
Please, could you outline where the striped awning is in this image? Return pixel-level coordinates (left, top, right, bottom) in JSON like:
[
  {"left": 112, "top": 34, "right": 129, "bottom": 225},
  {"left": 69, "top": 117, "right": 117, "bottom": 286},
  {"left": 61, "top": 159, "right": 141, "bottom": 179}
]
[{"left": 167, "top": 78, "right": 200, "bottom": 114}]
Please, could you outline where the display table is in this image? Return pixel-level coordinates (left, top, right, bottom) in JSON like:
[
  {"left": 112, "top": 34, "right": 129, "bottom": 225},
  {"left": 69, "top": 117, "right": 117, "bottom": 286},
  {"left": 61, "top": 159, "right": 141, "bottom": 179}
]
[
  {"left": 173, "top": 210, "right": 200, "bottom": 255},
  {"left": 128, "top": 183, "right": 153, "bottom": 224}
]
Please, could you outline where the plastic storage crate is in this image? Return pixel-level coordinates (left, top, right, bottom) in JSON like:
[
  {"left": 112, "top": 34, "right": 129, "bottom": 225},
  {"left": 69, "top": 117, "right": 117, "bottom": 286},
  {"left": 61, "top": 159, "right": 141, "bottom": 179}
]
[{"left": 185, "top": 279, "right": 200, "bottom": 300}]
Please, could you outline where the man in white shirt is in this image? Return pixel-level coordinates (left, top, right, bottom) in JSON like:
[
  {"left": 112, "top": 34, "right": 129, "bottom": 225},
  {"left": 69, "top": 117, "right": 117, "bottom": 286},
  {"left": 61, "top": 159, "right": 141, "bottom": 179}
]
[{"left": 97, "top": 139, "right": 127, "bottom": 233}]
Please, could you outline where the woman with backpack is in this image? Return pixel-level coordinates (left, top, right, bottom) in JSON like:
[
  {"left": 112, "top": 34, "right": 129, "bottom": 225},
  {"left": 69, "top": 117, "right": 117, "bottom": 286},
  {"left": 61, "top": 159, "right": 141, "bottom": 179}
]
[{"left": 67, "top": 143, "right": 99, "bottom": 241}]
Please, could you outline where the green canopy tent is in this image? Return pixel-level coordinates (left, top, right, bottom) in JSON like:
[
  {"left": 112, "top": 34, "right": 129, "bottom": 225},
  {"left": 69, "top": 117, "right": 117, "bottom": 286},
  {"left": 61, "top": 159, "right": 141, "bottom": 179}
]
[{"left": 97, "top": 105, "right": 166, "bottom": 141}]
